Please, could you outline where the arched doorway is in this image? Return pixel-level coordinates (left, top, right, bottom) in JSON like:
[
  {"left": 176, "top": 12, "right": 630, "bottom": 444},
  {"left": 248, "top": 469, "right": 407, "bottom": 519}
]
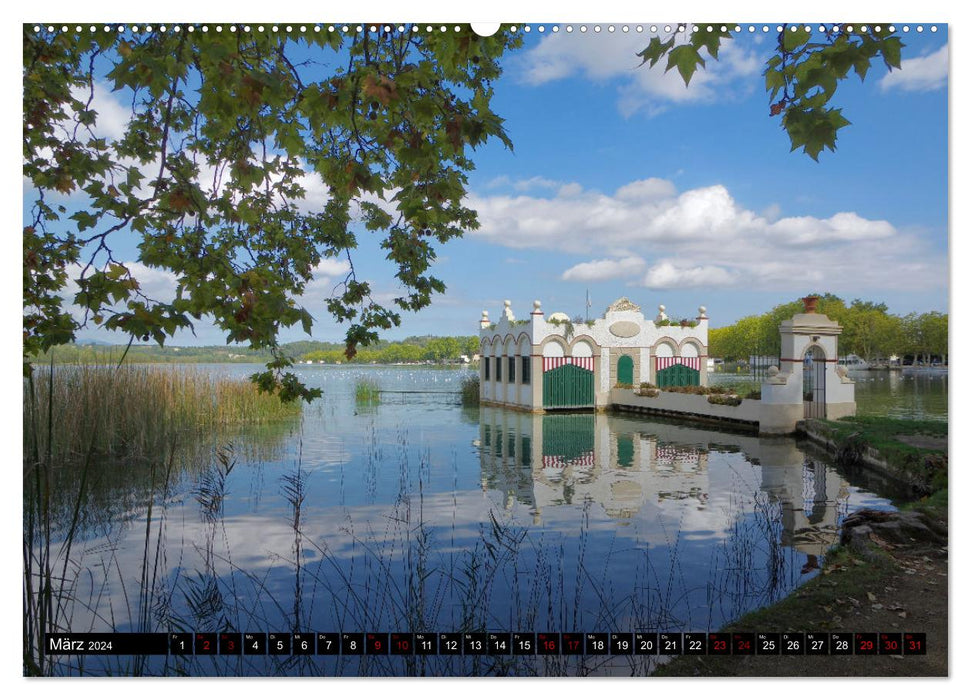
[
  {"left": 617, "top": 354, "right": 634, "bottom": 385},
  {"left": 803, "top": 345, "right": 827, "bottom": 418}
]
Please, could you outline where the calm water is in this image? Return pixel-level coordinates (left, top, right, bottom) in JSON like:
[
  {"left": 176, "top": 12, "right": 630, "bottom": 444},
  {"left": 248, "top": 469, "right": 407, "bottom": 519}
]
[
  {"left": 712, "top": 368, "right": 949, "bottom": 421},
  {"left": 34, "top": 364, "right": 943, "bottom": 676}
]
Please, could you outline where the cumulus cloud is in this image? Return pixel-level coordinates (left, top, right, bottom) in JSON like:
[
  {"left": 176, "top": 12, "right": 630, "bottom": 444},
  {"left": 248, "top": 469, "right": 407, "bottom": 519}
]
[
  {"left": 63, "top": 82, "right": 132, "bottom": 142},
  {"left": 562, "top": 256, "right": 646, "bottom": 282},
  {"left": 466, "top": 177, "right": 944, "bottom": 292},
  {"left": 642, "top": 261, "right": 736, "bottom": 289},
  {"left": 515, "top": 30, "right": 761, "bottom": 117},
  {"left": 880, "top": 44, "right": 948, "bottom": 92}
]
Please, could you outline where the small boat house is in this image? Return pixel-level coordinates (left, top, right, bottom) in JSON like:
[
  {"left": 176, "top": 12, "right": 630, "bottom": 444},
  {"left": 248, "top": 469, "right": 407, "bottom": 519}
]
[{"left": 479, "top": 298, "right": 709, "bottom": 411}]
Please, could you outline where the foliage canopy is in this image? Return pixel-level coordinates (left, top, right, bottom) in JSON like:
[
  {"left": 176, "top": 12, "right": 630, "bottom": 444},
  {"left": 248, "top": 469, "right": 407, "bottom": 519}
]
[
  {"left": 640, "top": 23, "right": 904, "bottom": 160},
  {"left": 24, "top": 24, "right": 520, "bottom": 400}
]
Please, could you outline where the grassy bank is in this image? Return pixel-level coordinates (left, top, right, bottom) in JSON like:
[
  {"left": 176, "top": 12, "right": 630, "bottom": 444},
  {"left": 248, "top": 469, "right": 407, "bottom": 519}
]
[
  {"left": 803, "top": 416, "right": 947, "bottom": 494},
  {"left": 652, "top": 536, "right": 946, "bottom": 676},
  {"left": 23, "top": 364, "right": 301, "bottom": 466}
]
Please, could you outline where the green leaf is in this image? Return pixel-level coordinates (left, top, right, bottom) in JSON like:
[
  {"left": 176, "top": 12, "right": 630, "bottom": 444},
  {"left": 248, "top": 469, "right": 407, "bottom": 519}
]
[
  {"left": 783, "top": 26, "right": 812, "bottom": 52},
  {"left": 881, "top": 37, "right": 903, "bottom": 70},
  {"left": 666, "top": 45, "right": 706, "bottom": 86},
  {"left": 765, "top": 68, "right": 786, "bottom": 100},
  {"left": 691, "top": 25, "right": 733, "bottom": 59},
  {"left": 637, "top": 37, "right": 670, "bottom": 68}
]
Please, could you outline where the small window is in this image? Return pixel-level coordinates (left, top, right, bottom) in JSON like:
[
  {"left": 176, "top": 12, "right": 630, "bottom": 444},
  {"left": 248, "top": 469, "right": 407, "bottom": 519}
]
[
  {"left": 521, "top": 356, "right": 531, "bottom": 385},
  {"left": 507, "top": 356, "right": 516, "bottom": 383},
  {"left": 496, "top": 358, "right": 502, "bottom": 382},
  {"left": 484, "top": 357, "right": 490, "bottom": 380}
]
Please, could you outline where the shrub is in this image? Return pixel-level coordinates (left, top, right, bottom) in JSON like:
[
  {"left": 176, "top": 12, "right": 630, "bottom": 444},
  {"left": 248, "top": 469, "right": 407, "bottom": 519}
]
[
  {"left": 707, "top": 394, "right": 742, "bottom": 407},
  {"left": 638, "top": 388, "right": 660, "bottom": 398},
  {"left": 639, "top": 382, "right": 655, "bottom": 390},
  {"left": 615, "top": 382, "right": 634, "bottom": 390},
  {"left": 661, "top": 385, "right": 709, "bottom": 395}
]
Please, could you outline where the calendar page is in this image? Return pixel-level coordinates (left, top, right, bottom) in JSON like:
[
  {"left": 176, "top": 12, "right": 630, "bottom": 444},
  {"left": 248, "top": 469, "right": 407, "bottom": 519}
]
[{"left": 22, "top": 4, "right": 950, "bottom": 685}]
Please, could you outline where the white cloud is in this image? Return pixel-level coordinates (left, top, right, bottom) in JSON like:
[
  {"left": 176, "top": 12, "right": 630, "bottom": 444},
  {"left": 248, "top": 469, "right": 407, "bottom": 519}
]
[
  {"left": 516, "top": 30, "right": 761, "bottom": 117},
  {"left": 562, "top": 256, "right": 645, "bottom": 282},
  {"left": 308, "top": 258, "right": 352, "bottom": 281},
  {"left": 642, "top": 261, "right": 736, "bottom": 289},
  {"left": 880, "top": 44, "right": 948, "bottom": 92},
  {"left": 466, "top": 176, "right": 944, "bottom": 293},
  {"left": 65, "top": 82, "right": 131, "bottom": 142}
]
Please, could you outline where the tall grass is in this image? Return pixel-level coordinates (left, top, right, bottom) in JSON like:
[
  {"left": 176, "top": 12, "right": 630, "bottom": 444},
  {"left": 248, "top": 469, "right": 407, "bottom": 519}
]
[
  {"left": 460, "top": 374, "right": 480, "bottom": 407},
  {"left": 23, "top": 363, "right": 300, "bottom": 675},
  {"left": 354, "top": 376, "right": 381, "bottom": 406},
  {"left": 23, "top": 364, "right": 301, "bottom": 465}
]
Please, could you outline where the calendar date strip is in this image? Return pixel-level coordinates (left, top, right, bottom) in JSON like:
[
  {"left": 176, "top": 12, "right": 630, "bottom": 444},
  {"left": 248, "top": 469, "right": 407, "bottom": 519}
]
[{"left": 46, "top": 632, "right": 927, "bottom": 656}]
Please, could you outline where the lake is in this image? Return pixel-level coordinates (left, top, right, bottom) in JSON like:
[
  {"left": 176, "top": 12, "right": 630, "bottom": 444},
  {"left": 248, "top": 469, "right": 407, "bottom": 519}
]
[{"left": 32, "top": 364, "right": 943, "bottom": 676}]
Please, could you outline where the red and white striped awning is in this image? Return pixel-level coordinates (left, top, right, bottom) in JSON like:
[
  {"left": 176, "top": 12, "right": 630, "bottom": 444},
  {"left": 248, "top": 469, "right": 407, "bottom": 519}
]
[
  {"left": 543, "top": 357, "right": 595, "bottom": 372},
  {"left": 541, "top": 451, "right": 596, "bottom": 469},
  {"left": 655, "top": 357, "right": 701, "bottom": 371},
  {"left": 656, "top": 445, "right": 699, "bottom": 462}
]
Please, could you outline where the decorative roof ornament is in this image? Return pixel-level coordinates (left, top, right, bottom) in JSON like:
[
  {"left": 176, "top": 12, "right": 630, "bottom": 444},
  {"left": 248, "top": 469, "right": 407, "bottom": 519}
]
[
  {"left": 655, "top": 304, "right": 668, "bottom": 323},
  {"left": 606, "top": 297, "right": 641, "bottom": 314},
  {"left": 502, "top": 299, "right": 515, "bottom": 322}
]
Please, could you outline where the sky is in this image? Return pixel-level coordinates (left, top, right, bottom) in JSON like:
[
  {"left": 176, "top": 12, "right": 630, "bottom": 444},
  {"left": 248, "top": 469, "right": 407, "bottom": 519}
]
[{"left": 19, "top": 18, "right": 951, "bottom": 348}]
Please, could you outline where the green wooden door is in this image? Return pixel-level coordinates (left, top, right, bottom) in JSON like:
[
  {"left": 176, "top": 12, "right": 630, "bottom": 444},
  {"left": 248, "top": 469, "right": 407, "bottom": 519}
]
[
  {"left": 543, "top": 363, "right": 594, "bottom": 408},
  {"left": 617, "top": 354, "right": 634, "bottom": 385},
  {"left": 655, "top": 362, "right": 700, "bottom": 387}
]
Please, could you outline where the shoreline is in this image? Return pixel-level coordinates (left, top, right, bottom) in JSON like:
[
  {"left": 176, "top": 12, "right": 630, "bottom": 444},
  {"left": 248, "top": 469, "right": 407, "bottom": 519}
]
[{"left": 653, "top": 415, "right": 948, "bottom": 677}]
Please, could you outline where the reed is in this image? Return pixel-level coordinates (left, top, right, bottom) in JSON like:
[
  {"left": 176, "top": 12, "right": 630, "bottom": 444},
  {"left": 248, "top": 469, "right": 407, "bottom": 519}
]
[
  {"left": 459, "top": 374, "right": 480, "bottom": 406},
  {"left": 354, "top": 376, "right": 381, "bottom": 405},
  {"left": 23, "top": 364, "right": 301, "bottom": 466}
]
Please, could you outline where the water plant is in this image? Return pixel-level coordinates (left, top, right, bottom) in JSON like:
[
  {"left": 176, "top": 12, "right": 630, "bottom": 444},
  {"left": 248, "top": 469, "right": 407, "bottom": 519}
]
[
  {"left": 460, "top": 374, "right": 480, "bottom": 406},
  {"left": 354, "top": 376, "right": 381, "bottom": 405}
]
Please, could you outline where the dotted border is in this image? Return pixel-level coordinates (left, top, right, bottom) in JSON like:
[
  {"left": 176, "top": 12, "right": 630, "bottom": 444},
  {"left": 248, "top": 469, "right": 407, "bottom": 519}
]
[{"left": 30, "top": 23, "right": 940, "bottom": 36}]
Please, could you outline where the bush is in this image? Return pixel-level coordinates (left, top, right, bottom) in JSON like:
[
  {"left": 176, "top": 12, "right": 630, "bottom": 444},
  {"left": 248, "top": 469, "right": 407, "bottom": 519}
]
[
  {"left": 661, "top": 385, "right": 709, "bottom": 395},
  {"left": 638, "top": 388, "right": 660, "bottom": 397},
  {"left": 707, "top": 394, "right": 742, "bottom": 407},
  {"left": 615, "top": 382, "right": 634, "bottom": 390},
  {"left": 639, "top": 382, "right": 655, "bottom": 390}
]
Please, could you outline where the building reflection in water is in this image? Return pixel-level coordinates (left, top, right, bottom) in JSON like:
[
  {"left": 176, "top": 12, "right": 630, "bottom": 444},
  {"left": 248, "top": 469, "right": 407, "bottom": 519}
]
[{"left": 476, "top": 406, "right": 848, "bottom": 568}]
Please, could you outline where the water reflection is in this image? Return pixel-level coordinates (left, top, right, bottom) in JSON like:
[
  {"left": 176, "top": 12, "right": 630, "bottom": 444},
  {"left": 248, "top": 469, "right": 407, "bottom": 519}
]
[{"left": 478, "top": 407, "right": 848, "bottom": 567}]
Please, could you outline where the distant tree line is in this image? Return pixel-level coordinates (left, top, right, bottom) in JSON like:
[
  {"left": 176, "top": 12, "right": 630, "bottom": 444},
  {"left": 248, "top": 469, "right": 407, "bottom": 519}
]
[
  {"left": 42, "top": 335, "right": 482, "bottom": 366},
  {"left": 300, "top": 335, "right": 480, "bottom": 364},
  {"left": 709, "top": 294, "right": 948, "bottom": 365}
]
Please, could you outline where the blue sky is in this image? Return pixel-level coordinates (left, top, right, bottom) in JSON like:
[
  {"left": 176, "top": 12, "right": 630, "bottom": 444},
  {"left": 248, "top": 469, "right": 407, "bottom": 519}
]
[
  {"left": 335, "top": 22, "right": 949, "bottom": 343},
  {"left": 21, "top": 20, "right": 950, "bottom": 345}
]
